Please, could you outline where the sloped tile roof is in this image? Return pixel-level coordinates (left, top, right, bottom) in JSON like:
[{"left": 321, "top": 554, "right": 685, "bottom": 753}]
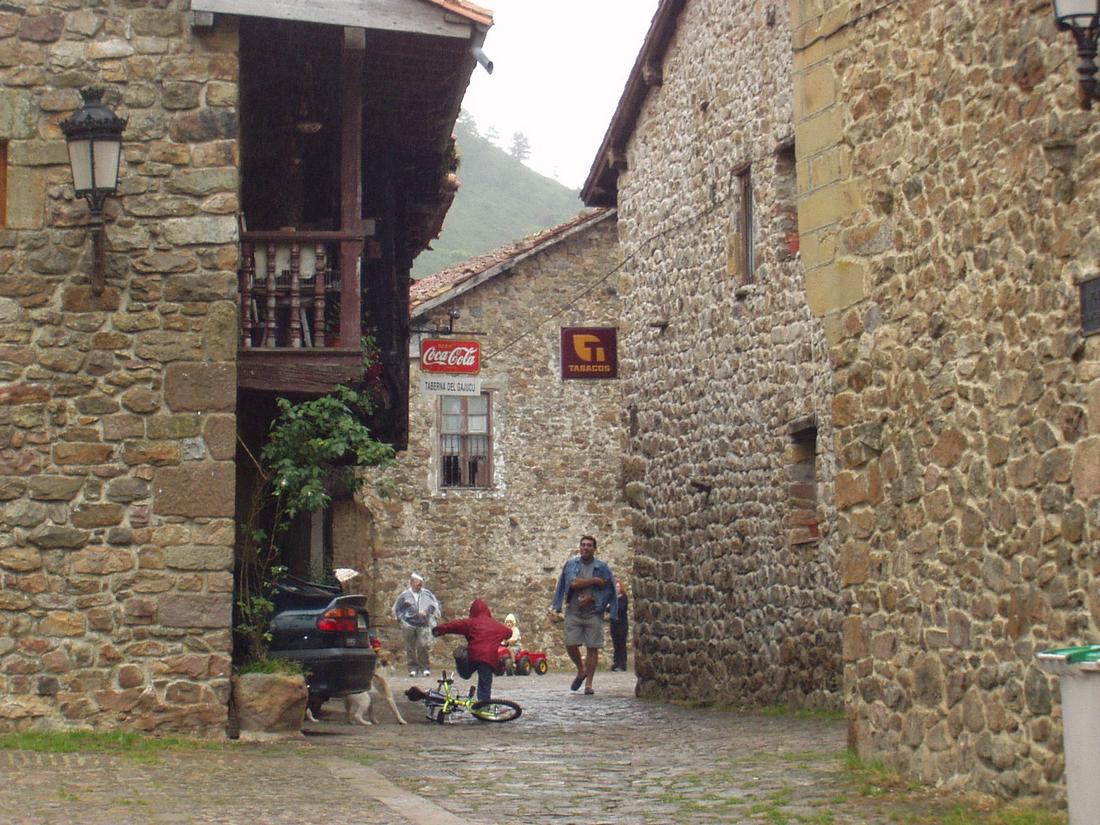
[
  {"left": 425, "top": 0, "right": 493, "bottom": 27},
  {"left": 410, "top": 209, "right": 613, "bottom": 316}
]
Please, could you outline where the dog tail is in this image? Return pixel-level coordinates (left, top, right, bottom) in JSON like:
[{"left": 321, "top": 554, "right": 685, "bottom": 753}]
[{"left": 405, "top": 686, "right": 427, "bottom": 702}]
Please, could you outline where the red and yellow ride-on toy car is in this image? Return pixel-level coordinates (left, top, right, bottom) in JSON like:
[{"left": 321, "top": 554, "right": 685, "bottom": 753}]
[{"left": 496, "top": 646, "right": 549, "bottom": 676}]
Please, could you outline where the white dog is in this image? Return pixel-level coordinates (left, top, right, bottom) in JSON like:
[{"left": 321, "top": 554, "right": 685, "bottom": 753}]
[{"left": 343, "top": 669, "right": 406, "bottom": 725}]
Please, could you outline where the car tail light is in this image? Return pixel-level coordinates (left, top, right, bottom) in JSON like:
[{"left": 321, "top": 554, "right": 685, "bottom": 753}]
[{"left": 317, "top": 606, "right": 359, "bottom": 632}]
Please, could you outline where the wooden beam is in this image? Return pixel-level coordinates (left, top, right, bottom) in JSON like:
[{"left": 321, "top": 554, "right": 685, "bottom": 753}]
[
  {"left": 237, "top": 349, "right": 365, "bottom": 394},
  {"left": 642, "top": 59, "right": 663, "bottom": 87},
  {"left": 339, "top": 27, "right": 364, "bottom": 349},
  {"left": 191, "top": 0, "right": 472, "bottom": 38}
]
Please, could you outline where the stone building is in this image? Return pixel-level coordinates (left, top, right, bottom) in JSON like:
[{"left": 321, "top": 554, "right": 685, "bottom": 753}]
[
  {"left": 339, "top": 210, "right": 632, "bottom": 668},
  {"left": 789, "top": 0, "right": 1099, "bottom": 801},
  {"left": 585, "top": 0, "right": 1100, "bottom": 804},
  {"left": 0, "top": 0, "right": 488, "bottom": 734},
  {"left": 583, "top": 0, "right": 842, "bottom": 710}
]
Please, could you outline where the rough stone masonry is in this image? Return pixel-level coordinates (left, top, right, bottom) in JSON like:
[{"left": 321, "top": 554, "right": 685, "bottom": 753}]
[{"left": 0, "top": 2, "right": 239, "bottom": 734}]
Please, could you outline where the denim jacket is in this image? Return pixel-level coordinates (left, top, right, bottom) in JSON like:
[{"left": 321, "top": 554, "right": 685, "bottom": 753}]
[{"left": 551, "top": 556, "right": 618, "bottom": 615}]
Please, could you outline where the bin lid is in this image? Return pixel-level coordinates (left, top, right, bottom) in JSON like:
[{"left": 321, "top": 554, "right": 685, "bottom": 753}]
[{"left": 1037, "top": 645, "right": 1100, "bottom": 673}]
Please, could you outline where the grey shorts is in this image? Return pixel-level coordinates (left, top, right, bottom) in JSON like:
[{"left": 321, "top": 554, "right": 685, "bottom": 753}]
[{"left": 564, "top": 611, "right": 604, "bottom": 648}]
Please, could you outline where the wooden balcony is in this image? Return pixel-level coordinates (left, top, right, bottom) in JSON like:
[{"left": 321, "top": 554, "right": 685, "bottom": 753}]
[{"left": 237, "top": 229, "right": 366, "bottom": 395}]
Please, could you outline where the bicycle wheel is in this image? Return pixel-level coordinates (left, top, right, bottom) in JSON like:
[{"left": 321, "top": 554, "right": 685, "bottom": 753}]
[{"left": 470, "top": 699, "right": 522, "bottom": 722}]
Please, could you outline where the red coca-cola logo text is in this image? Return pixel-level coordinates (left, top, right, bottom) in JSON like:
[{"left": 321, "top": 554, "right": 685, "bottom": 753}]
[{"left": 420, "top": 339, "right": 481, "bottom": 374}]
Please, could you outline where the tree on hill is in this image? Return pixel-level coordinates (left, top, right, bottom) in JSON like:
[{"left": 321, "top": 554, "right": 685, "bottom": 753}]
[
  {"left": 510, "top": 131, "right": 531, "bottom": 162},
  {"left": 411, "top": 112, "right": 585, "bottom": 279}
]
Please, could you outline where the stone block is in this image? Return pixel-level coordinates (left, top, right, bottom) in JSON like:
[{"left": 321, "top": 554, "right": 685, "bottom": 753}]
[
  {"left": 0, "top": 547, "right": 41, "bottom": 571},
  {"left": 164, "top": 362, "right": 235, "bottom": 412},
  {"left": 153, "top": 462, "right": 235, "bottom": 517},
  {"left": 805, "top": 259, "right": 868, "bottom": 317},
  {"left": 164, "top": 545, "right": 233, "bottom": 571},
  {"left": 5, "top": 166, "right": 46, "bottom": 230},
  {"left": 839, "top": 540, "right": 870, "bottom": 585},
  {"left": 28, "top": 526, "right": 89, "bottom": 549},
  {"left": 203, "top": 414, "right": 236, "bottom": 460},
  {"left": 70, "top": 504, "right": 125, "bottom": 529},
  {"left": 793, "top": 106, "right": 845, "bottom": 161},
  {"left": 796, "top": 62, "right": 837, "bottom": 121},
  {"left": 1072, "top": 437, "right": 1100, "bottom": 500},
  {"left": 39, "top": 611, "right": 86, "bottom": 637},
  {"left": 158, "top": 593, "right": 232, "bottom": 629},
  {"left": 53, "top": 442, "right": 114, "bottom": 465},
  {"left": 0, "top": 90, "right": 36, "bottom": 138},
  {"left": 797, "top": 178, "right": 865, "bottom": 233},
  {"left": 70, "top": 548, "right": 134, "bottom": 575},
  {"left": 27, "top": 476, "right": 83, "bottom": 500}
]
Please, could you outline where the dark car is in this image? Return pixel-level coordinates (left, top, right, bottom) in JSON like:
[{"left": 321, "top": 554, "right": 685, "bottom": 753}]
[{"left": 267, "top": 575, "right": 376, "bottom": 714}]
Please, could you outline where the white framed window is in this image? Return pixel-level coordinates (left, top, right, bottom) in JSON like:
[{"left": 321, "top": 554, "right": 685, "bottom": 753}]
[{"left": 440, "top": 393, "right": 491, "bottom": 488}]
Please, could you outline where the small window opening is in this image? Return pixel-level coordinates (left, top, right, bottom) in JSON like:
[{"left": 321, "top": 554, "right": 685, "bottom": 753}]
[
  {"left": 738, "top": 166, "right": 756, "bottom": 283},
  {"left": 775, "top": 142, "right": 798, "bottom": 259},
  {"left": 0, "top": 141, "right": 7, "bottom": 227},
  {"left": 788, "top": 424, "right": 819, "bottom": 544},
  {"left": 440, "top": 392, "right": 492, "bottom": 488}
]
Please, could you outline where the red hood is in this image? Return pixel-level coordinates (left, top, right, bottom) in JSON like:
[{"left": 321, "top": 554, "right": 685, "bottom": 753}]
[{"left": 469, "top": 598, "right": 491, "bottom": 618}]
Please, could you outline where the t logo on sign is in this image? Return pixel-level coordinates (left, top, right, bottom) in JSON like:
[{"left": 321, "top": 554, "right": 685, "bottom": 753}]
[{"left": 572, "top": 334, "right": 606, "bottom": 363}]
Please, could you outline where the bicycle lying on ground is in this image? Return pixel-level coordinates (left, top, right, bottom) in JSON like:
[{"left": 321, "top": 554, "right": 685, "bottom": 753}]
[{"left": 404, "top": 671, "right": 522, "bottom": 723}]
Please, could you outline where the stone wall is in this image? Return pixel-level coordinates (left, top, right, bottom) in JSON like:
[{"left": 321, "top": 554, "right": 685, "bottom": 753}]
[
  {"left": 792, "top": 0, "right": 1100, "bottom": 800},
  {"left": 613, "top": 0, "right": 842, "bottom": 709},
  {"left": 343, "top": 214, "right": 632, "bottom": 669},
  {"left": 0, "top": 3, "right": 238, "bottom": 733}
]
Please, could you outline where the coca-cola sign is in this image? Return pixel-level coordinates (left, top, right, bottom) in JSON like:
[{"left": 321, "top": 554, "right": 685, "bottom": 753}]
[{"left": 419, "top": 339, "right": 481, "bottom": 374}]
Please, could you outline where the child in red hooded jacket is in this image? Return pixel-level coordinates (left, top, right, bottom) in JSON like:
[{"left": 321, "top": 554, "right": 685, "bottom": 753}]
[{"left": 431, "top": 599, "right": 513, "bottom": 702}]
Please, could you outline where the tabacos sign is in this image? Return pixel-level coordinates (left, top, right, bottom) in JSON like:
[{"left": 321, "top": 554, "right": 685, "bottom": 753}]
[
  {"left": 560, "top": 327, "right": 618, "bottom": 380},
  {"left": 420, "top": 339, "right": 480, "bottom": 374}
]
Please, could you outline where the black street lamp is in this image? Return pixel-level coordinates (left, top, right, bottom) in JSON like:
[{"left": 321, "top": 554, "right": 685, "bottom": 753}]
[
  {"left": 1052, "top": 0, "right": 1100, "bottom": 109},
  {"left": 59, "top": 87, "right": 127, "bottom": 294}
]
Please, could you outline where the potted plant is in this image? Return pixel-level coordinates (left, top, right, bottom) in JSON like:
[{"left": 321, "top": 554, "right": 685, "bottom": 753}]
[{"left": 232, "top": 364, "right": 393, "bottom": 738}]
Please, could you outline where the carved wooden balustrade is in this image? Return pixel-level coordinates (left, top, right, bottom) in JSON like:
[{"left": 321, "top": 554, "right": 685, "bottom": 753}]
[{"left": 236, "top": 228, "right": 367, "bottom": 394}]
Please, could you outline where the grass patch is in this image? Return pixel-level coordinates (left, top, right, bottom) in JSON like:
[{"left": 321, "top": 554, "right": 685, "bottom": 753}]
[
  {"left": 0, "top": 730, "right": 225, "bottom": 757},
  {"left": 759, "top": 706, "right": 846, "bottom": 722},
  {"left": 236, "top": 657, "right": 307, "bottom": 677},
  {"left": 840, "top": 753, "right": 1066, "bottom": 825}
]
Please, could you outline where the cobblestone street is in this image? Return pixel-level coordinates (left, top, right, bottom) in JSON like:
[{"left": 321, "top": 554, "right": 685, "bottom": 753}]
[{"left": 2, "top": 668, "right": 1050, "bottom": 825}]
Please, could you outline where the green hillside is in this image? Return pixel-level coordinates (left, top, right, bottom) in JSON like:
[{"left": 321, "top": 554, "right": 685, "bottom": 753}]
[{"left": 411, "top": 113, "right": 586, "bottom": 279}]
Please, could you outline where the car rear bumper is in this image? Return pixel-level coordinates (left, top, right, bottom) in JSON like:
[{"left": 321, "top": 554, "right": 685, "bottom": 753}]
[{"left": 273, "top": 648, "right": 376, "bottom": 698}]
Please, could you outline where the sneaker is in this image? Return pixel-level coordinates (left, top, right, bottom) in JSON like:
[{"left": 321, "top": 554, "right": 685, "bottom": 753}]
[
  {"left": 422, "top": 669, "right": 431, "bottom": 677},
  {"left": 409, "top": 670, "right": 417, "bottom": 677}
]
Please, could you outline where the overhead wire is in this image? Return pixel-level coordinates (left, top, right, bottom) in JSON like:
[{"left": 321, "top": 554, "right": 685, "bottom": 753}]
[{"left": 481, "top": 138, "right": 792, "bottom": 365}]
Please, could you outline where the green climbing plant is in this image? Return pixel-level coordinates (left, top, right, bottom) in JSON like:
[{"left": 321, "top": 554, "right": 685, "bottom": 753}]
[{"left": 236, "top": 363, "right": 394, "bottom": 667}]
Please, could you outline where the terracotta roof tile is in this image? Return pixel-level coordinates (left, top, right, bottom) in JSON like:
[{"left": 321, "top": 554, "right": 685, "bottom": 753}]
[
  {"left": 410, "top": 209, "right": 611, "bottom": 314},
  {"left": 424, "top": 0, "right": 493, "bottom": 27}
]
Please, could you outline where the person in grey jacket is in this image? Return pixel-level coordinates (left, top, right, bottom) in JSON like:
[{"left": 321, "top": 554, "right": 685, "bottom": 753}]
[{"left": 392, "top": 572, "right": 440, "bottom": 677}]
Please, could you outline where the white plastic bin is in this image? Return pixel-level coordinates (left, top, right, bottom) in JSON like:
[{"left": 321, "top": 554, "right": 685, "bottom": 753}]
[{"left": 1037, "top": 645, "right": 1100, "bottom": 825}]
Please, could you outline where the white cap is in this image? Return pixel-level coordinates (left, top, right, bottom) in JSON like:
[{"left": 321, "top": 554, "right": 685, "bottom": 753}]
[{"left": 410, "top": 572, "right": 424, "bottom": 582}]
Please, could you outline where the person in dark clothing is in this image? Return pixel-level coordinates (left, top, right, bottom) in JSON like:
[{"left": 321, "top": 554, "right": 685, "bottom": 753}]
[
  {"left": 432, "top": 599, "right": 513, "bottom": 702},
  {"left": 608, "top": 579, "right": 629, "bottom": 671}
]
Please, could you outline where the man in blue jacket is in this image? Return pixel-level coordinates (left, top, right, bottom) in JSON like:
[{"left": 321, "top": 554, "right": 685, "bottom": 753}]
[{"left": 551, "top": 535, "right": 617, "bottom": 695}]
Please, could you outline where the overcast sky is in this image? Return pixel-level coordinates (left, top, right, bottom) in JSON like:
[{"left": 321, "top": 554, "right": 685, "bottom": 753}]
[{"left": 460, "top": 0, "right": 660, "bottom": 190}]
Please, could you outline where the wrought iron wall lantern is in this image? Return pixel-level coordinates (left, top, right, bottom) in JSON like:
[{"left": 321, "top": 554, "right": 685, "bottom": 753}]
[
  {"left": 1052, "top": 0, "right": 1100, "bottom": 108},
  {"left": 59, "top": 87, "right": 127, "bottom": 294}
]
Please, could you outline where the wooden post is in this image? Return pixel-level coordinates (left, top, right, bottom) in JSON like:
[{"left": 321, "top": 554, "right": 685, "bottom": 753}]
[
  {"left": 263, "top": 240, "right": 277, "bottom": 347},
  {"left": 289, "top": 241, "right": 302, "bottom": 347},
  {"left": 313, "top": 243, "right": 327, "bottom": 347},
  {"left": 338, "top": 26, "right": 365, "bottom": 349},
  {"left": 240, "top": 240, "right": 254, "bottom": 348}
]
